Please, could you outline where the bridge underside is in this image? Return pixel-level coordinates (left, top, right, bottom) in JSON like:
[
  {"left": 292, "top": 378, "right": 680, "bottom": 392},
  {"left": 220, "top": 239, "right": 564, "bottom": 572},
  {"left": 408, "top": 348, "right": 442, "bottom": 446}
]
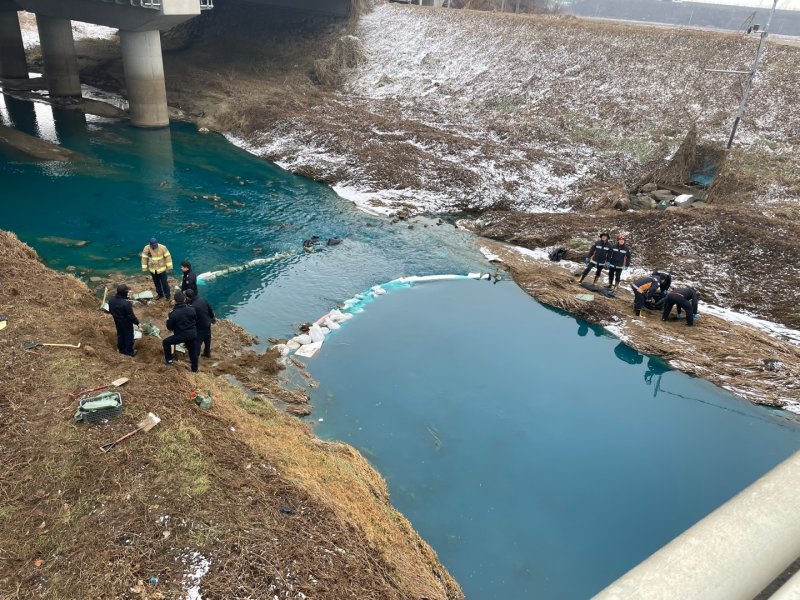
[
  {"left": 0, "top": 0, "right": 353, "bottom": 128},
  {"left": 12, "top": 0, "right": 201, "bottom": 31},
  {"left": 239, "top": 0, "right": 351, "bottom": 18}
]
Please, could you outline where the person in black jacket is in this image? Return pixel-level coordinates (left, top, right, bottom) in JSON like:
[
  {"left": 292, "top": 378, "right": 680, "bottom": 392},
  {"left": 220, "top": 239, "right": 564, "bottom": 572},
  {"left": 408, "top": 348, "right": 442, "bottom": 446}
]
[
  {"left": 108, "top": 284, "right": 140, "bottom": 356},
  {"left": 653, "top": 270, "right": 672, "bottom": 294},
  {"left": 162, "top": 291, "right": 199, "bottom": 372},
  {"left": 180, "top": 260, "right": 198, "bottom": 297},
  {"left": 606, "top": 234, "right": 631, "bottom": 291},
  {"left": 662, "top": 286, "right": 700, "bottom": 326},
  {"left": 184, "top": 289, "right": 216, "bottom": 358},
  {"left": 631, "top": 274, "right": 662, "bottom": 317},
  {"left": 578, "top": 232, "right": 612, "bottom": 285}
]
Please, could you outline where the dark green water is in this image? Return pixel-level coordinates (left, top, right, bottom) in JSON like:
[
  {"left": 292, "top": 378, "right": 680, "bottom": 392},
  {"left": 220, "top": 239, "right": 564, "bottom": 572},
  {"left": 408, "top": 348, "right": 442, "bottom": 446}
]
[{"left": 4, "top": 97, "right": 799, "bottom": 599}]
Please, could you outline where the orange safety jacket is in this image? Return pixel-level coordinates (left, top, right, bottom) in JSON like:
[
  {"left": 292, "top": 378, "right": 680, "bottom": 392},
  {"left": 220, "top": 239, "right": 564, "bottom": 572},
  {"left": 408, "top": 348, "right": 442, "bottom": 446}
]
[{"left": 141, "top": 243, "right": 173, "bottom": 274}]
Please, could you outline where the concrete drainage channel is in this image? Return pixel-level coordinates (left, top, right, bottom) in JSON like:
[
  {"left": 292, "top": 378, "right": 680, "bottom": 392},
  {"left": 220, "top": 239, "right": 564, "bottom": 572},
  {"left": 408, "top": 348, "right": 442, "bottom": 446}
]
[{"left": 595, "top": 450, "right": 800, "bottom": 600}]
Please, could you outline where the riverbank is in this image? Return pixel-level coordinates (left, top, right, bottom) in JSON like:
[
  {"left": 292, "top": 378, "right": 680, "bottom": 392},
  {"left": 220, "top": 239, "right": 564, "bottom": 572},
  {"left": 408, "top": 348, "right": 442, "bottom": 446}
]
[
  {"left": 63, "top": 2, "right": 800, "bottom": 329},
  {"left": 465, "top": 231, "right": 800, "bottom": 412},
  {"left": 0, "top": 230, "right": 462, "bottom": 599}
]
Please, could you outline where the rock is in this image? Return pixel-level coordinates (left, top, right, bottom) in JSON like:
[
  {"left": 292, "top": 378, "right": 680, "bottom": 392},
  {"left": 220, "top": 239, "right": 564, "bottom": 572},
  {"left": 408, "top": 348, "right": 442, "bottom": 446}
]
[
  {"left": 630, "top": 195, "right": 655, "bottom": 210},
  {"left": 641, "top": 183, "right": 658, "bottom": 193},
  {"left": 89, "top": 277, "right": 103, "bottom": 283},
  {"left": 650, "top": 189, "right": 675, "bottom": 203},
  {"left": 66, "top": 266, "right": 76, "bottom": 272},
  {"left": 674, "top": 194, "right": 694, "bottom": 207},
  {"left": 691, "top": 201, "right": 709, "bottom": 209},
  {"left": 612, "top": 196, "right": 631, "bottom": 211}
]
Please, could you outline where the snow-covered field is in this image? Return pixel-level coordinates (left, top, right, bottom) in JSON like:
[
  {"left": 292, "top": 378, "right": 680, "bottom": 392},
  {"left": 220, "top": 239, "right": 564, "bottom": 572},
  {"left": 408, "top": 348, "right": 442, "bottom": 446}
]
[
  {"left": 247, "top": 4, "right": 800, "bottom": 214},
  {"left": 17, "top": 13, "right": 116, "bottom": 50}
]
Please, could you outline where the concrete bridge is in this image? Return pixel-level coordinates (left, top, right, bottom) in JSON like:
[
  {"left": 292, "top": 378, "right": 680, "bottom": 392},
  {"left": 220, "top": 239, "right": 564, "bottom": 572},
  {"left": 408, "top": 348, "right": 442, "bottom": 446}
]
[{"left": 0, "top": 0, "right": 350, "bottom": 128}]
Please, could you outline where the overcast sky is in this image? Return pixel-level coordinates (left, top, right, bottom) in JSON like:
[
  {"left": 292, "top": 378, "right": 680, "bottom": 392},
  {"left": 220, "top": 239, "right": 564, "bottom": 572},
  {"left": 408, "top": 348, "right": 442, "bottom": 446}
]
[{"left": 691, "top": 0, "right": 800, "bottom": 11}]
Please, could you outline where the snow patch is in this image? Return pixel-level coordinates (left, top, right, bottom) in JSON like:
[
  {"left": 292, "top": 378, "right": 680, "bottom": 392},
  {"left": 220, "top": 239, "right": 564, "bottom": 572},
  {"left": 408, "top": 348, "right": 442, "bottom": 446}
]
[{"left": 180, "top": 551, "right": 211, "bottom": 600}]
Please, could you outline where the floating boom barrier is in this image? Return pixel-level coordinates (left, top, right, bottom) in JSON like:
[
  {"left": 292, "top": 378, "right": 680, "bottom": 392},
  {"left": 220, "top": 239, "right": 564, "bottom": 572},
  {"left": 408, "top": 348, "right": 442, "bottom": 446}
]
[
  {"left": 275, "top": 272, "right": 497, "bottom": 359},
  {"left": 196, "top": 250, "right": 297, "bottom": 284}
]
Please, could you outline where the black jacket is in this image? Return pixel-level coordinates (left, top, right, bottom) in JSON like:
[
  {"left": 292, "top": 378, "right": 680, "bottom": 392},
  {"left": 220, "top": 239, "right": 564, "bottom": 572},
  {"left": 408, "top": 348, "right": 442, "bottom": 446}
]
[
  {"left": 669, "top": 286, "right": 697, "bottom": 301},
  {"left": 108, "top": 292, "right": 140, "bottom": 327},
  {"left": 587, "top": 238, "right": 613, "bottom": 264},
  {"left": 166, "top": 302, "right": 197, "bottom": 340},
  {"left": 632, "top": 276, "right": 661, "bottom": 298},
  {"left": 190, "top": 297, "right": 216, "bottom": 331},
  {"left": 608, "top": 242, "right": 632, "bottom": 267},
  {"left": 181, "top": 270, "right": 198, "bottom": 296},
  {"left": 653, "top": 271, "right": 672, "bottom": 294}
]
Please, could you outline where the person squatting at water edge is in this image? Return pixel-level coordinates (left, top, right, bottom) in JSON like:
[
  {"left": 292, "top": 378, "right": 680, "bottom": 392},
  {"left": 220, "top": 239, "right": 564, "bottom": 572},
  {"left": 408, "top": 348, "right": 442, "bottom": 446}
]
[
  {"left": 578, "top": 232, "right": 613, "bottom": 285},
  {"left": 163, "top": 291, "right": 199, "bottom": 372},
  {"left": 141, "top": 237, "right": 173, "bottom": 301},
  {"left": 662, "top": 286, "right": 701, "bottom": 326},
  {"left": 606, "top": 234, "right": 631, "bottom": 291},
  {"left": 184, "top": 289, "right": 216, "bottom": 358},
  {"left": 180, "top": 260, "right": 198, "bottom": 297},
  {"left": 108, "top": 284, "right": 140, "bottom": 357},
  {"left": 631, "top": 272, "right": 665, "bottom": 317}
]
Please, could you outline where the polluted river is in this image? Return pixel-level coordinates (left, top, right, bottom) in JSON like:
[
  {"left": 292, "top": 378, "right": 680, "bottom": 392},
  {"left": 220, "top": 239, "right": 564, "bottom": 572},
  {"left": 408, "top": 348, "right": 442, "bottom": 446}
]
[{"left": 4, "top": 98, "right": 800, "bottom": 599}]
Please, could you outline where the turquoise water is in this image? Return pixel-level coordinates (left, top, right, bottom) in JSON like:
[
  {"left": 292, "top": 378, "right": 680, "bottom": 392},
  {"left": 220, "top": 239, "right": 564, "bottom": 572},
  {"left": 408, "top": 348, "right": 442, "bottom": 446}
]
[
  {"left": 307, "top": 280, "right": 800, "bottom": 599},
  {"left": 4, "top": 98, "right": 799, "bottom": 599},
  {"left": 0, "top": 96, "right": 484, "bottom": 337}
]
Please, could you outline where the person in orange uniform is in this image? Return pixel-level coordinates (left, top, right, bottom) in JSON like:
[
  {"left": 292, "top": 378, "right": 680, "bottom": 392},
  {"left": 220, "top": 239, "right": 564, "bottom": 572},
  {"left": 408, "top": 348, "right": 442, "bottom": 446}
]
[{"left": 141, "top": 237, "right": 173, "bottom": 301}]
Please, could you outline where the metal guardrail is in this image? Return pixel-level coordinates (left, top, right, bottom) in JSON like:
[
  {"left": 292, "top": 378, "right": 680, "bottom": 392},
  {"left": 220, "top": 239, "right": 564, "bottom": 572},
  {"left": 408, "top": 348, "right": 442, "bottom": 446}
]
[
  {"left": 98, "top": 0, "right": 213, "bottom": 10},
  {"left": 594, "top": 450, "right": 800, "bottom": 600}
]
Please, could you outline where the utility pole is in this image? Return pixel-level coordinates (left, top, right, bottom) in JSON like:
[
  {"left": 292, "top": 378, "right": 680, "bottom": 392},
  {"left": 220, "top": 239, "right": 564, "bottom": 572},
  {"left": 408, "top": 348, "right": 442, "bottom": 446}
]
[{"left": 726, "top": 0, "right": 779, "bottom": 149}]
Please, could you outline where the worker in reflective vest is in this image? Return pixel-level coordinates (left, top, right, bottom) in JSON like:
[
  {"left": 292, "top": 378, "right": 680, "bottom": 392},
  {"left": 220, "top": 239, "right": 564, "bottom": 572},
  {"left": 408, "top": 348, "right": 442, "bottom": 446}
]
[{"left": 141, "top": 237, "right": 173, "bottom": 301}]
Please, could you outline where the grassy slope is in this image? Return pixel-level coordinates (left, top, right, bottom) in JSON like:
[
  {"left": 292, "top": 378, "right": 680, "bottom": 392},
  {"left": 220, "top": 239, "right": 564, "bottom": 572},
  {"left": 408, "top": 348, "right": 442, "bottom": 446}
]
[{"left": 0, "top": 230, "right": 462, "bottom": 599}]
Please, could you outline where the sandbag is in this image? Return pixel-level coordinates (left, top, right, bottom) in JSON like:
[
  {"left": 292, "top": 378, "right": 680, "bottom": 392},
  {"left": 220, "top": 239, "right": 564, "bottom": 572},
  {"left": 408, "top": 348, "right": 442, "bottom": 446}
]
[
  {"left": 295, "top": 342, "right": 323, "bottom": 358},
  {"left": 309, "top": 323, "right": 325, "bottom": 343}
]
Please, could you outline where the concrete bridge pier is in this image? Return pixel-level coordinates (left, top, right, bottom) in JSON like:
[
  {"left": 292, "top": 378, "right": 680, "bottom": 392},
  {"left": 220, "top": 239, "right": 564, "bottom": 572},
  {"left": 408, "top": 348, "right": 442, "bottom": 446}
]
[
  {"left": 0, "top": 7, "right": 28, "bottom": 78},
  {"left": 120, "top": 29, "right": 168, "bottom": 128},
  {"left": 36, "top": 14, "right": 81, "bottom": 97}
]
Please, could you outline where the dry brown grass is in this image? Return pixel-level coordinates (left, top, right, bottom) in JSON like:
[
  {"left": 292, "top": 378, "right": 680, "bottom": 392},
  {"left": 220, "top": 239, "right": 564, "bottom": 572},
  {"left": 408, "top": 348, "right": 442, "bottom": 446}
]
[
  {"left": 312, "top": 34, "right": 366, "bottom": 87},
  {"left": 475, "top": 207, "right": 800, "bottom": 330}
]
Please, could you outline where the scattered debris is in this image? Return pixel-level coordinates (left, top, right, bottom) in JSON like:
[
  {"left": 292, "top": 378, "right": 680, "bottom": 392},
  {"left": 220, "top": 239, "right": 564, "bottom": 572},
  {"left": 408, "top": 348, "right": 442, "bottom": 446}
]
[
  {"left": 24, "top": 341, "right": 81, "bottom": 350},
  {"left": 99, "top": 413, "right": 161, "bottom": 453},
  {"left": 69, "top": 377, "right": 129, "bottom": 400},
  {"left": 74, "top": 391, "right": 124, "bottom": 423}
]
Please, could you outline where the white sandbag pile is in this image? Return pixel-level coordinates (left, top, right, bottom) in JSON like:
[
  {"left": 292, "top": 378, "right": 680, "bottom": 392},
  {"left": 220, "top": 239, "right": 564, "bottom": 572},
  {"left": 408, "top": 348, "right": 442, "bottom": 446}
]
[{"left": 286, "top": 305, "right": 356, "bottom": 358}]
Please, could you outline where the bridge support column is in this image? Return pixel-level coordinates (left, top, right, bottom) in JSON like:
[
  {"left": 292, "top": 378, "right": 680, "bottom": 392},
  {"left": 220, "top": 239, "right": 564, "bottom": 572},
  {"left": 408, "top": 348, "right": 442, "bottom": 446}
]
[
  {"left": 36, "top": 14, "right": 81, "bottom": 97},
  {"left": 120, "top": 29, "right": 168, "bottom": 128},
  {"left": 0, "top": 9, "right": 28, "bottom": 79}
]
